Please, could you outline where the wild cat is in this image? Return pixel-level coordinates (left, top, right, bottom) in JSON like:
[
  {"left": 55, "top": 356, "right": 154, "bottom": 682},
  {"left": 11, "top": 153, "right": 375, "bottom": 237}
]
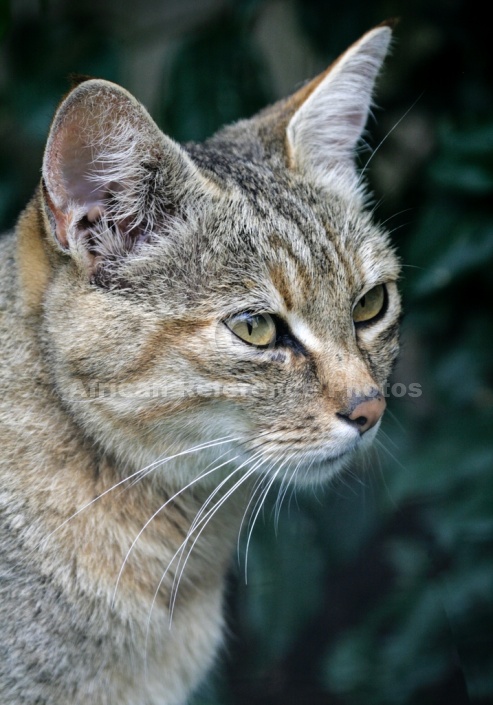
[{"left": 0, "top": 21, "right": 400, "bottom": 705}]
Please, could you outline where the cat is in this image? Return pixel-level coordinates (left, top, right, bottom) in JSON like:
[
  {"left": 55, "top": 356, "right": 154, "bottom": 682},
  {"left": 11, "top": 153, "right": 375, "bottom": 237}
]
[{"left": 0, "top": 21, "right": 400, "bottom": 705}]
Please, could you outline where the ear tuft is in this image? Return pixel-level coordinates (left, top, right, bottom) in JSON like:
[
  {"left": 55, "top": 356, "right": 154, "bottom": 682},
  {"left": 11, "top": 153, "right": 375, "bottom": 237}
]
[{"left": 286, "top": 25, "right": 393, "bottom": 198}]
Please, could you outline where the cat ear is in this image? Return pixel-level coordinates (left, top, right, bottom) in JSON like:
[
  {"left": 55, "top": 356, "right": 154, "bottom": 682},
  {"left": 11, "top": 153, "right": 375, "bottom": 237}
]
[
  {"left": 42, "top": 79, "right": 205, "bottom": 262},
  {"left": 286, "top": 24, "right": 393, "bottom": 197}
]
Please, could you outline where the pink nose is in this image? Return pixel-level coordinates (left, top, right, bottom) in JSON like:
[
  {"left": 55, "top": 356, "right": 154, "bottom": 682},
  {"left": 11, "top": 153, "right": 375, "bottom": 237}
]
[{"left": 338, "top": 394, "right": 386, "bottom": 434}]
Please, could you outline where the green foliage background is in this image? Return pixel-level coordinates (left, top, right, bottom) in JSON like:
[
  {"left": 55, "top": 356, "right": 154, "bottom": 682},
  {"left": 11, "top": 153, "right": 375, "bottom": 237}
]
[{"left": 1, "top": 1, "right": 491, "bottom": 703}]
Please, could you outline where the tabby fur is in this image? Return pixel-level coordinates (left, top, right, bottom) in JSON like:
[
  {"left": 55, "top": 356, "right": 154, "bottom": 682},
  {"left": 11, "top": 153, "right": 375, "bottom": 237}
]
[{"left": 0, "top": 24, "right": 400, "bottom": 705}]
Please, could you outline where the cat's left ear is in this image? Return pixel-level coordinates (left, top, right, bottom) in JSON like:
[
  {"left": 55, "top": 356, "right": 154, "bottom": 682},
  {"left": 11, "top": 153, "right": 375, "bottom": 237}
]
[{"left": 286, "top": 23, "right": 393, "bottom": 198}]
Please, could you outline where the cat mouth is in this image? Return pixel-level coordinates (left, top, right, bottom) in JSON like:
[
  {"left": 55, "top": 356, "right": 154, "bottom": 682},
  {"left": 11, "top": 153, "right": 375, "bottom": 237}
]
[
  {"left": 298, "top": 438, "right": 361, "bottom": 465},
  {"left": 262, "top": 444, "right": 358, "bottom": 485},
  {"left": 302, "top": 449, "right": 353, "bottom": 470}
]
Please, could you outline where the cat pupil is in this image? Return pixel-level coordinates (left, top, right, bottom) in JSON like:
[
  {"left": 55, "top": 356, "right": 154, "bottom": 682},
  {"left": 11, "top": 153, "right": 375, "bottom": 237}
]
[{"left": 360, "top": 296, "right": 366, "bottom": 308}]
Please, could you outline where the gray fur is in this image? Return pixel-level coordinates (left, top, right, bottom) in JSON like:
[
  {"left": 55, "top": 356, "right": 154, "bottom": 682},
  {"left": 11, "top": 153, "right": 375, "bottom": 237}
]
[{"left": 0, "top": 25, "right": 400, "bottom": 704}]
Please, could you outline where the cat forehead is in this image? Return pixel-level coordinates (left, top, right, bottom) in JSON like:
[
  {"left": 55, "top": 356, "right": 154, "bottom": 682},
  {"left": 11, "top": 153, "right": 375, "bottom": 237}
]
[
  {"left": 137, "top": 175, "right": 399, "bottom": 321},
  {"left": 200, "top": 172, "right": 396, "bottom": 277}
]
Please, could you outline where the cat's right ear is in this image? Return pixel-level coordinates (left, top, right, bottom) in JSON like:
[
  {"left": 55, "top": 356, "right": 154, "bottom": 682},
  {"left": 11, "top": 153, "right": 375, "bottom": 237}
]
[
  {"left": 41, "top": 79, "right": 208, "bottom": 263},
  {"left": 285, "top": 23, "right": 393, "bottom": 199}
]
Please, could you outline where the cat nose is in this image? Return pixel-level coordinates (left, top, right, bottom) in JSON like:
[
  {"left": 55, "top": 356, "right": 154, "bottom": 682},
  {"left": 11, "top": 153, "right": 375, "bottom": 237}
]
[{"left": 337, "top": 392, "right": 386, "bottom": 434}]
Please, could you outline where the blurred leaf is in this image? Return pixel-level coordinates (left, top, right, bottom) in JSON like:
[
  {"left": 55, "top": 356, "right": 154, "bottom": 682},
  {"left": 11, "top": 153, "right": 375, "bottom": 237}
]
[
  {"left": 430, "top": 124, "right": 493, "bottom": 195},
  {"left": 0, "top": 0, "right": 9, "bottom": 40},
  {"left": 412, "top": 221, "right": 493, "bottom": 296},
  {"left": 323, "top": 582, "right": 457, "bottom": 705},
  {"left": 0, "top": 13, "right": 120, "bottom": 231},
  {"left": 236, "top": 503, "right": 326, "bottom": 668},
  {"left": 160, "top": 13, "right": 271, "bottom": 142}
]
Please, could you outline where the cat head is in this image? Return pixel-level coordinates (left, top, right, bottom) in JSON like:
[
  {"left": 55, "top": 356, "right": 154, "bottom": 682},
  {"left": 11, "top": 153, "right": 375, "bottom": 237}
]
[{"left": 36, "top": 23, "right": 400, "bottom": 485}]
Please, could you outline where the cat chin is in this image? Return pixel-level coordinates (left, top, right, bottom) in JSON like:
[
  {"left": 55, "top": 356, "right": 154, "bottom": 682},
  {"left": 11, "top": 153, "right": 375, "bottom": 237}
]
[
  {"left": 251, "top": 447, "right": 354, "bottom": 489},
  {"left": 289, "top": 456, "right": 350, "bottom": 488}
]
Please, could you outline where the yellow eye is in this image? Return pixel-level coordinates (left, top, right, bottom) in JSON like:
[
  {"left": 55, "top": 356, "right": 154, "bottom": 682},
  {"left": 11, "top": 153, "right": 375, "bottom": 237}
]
[
  {"left": 226, "top": 313, "right": 276, "bottom": 347},
  {"left": 353, "top": 284, "right": 386, "bottom": 324}
]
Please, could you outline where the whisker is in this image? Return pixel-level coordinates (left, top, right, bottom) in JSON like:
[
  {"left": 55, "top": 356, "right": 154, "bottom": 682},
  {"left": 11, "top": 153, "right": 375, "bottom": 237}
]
[
  {"left": 273, "top": 454, "right": 304, "bottom": 530},
  {"left": 42, "top": 435, "right": 240, "bottom": 548},
  {"left": 235, "top": 459, "right": 271, "bottom": 564},
  {"left": 359, "top": 93, "right": 423, "bottom": 184},
  {"left": 373, "top": 436, "right": 407, "bottom": 473},
  {"left": 384, "top": 408, "right": 407, "bottom": 435},
  {"left": 125, "top": 433, "right": 241, "bottom": 490},
  {"left": 0, "top": 436, "right": 244, "bottom": 586},
  {"left": 143, "top": 458, "right": 262, "bottom": 673},
  {"left": 110, "top": 452, "right": 239, "bottom": 608},
  {"left": 168, "top": 463, "right": 261, "bottom": 621},
  {"left": 146, "top": 450, "right": 262, "bottom": 623},
  {"left": 168, "top": 449, "right": 271, "bottom": 605},
  {"left": 371, "top": 440, "right": 400, "bottom": 510},
  {"left": 140, "top": 467, "right": 244, "bottom": 677},
  {"left": 244, "top": 457, "right": 288, "bottom": 583},
  {"left": 378, "top": 207, "right": 413, "bottom": 229}
]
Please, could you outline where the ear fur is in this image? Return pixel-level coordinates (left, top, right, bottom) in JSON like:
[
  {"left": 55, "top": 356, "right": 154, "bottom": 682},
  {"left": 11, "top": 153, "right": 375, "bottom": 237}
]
[
  {"left": 286, "top": 24, "right": 393, "bottom": 199},
  {"left": 42, "top": 79, "right": 206, "bottom": 267}
]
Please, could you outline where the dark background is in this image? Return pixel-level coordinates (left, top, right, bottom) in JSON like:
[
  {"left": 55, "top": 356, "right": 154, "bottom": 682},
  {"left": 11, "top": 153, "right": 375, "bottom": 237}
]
[{"left": 1, "top": 1, "right": 492, "bottom": 703}]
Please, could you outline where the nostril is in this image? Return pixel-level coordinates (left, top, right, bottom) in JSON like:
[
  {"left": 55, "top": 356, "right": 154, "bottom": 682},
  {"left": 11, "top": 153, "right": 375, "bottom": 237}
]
[
  {"left": 337, "top": 393, "right": 386, "bottom": 434},
  {"left": 336, "top": 412, "right": 369, "bottom": 430}
]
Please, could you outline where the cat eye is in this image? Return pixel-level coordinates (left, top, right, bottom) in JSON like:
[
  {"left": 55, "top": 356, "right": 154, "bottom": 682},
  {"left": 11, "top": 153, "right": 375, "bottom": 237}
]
[
  {"left": 225, "top": 313, "right": 276, "bottom": 348},
  {"left": 353, "top": 284, "right": 386, "bottom": 325}
]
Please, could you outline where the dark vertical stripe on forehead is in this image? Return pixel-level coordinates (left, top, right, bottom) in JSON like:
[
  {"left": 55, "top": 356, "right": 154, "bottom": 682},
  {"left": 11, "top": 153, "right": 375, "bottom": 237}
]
[
  {"left": 323, "top": 216, "right": 361, "bottom": 290},
  {"left": 266, "top": 217, "right": 351, "bottom": 313},
  {"left": 269, "top": 264, "right": 294, "bottom": 310}
]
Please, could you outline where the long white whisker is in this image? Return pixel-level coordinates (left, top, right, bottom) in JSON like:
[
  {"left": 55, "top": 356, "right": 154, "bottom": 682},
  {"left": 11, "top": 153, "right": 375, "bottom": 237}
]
[
  {"left": 125, "top": 434, "right": 240, "bottom": 490},
  {"left": 359, "top": 94, "right": 423, "bottom": 184},
  {"left": 147, "top": 452, "right": 261, "bottom": 625},
  {"left": 273, "top": 454, "right": 304, "bottom": 530},
  {"left": 371, "top": 440, "right": 399, "bottom": 510},
  {"left": 244, "top": 456, "right": 289, "bottom": 583},
  {"left": 168, "top": 464, "right": 260, "bottom": 622},
  {"left": 143, "top": 459, "right": 260, "bottom": 672},
  {"left": 236, "top": 458, "right": 272, "bottom": 563},
  {"left": 374, "top": 436, "right": 407, "bottom": 472},
  {"left": 178, "top": 449, "right": 266, "bottom": 573},
  {"left": 41, "top": 435, "right": 239, "bottom": 551},
  {"left": 168, "top": 450, "right": 269, "bottom": 609},
  {"left": 110, "top": 452, "right": 239, "bottom": 608},
  {"left": 142, "top": 435, "right": 275, "bottom": 627},
  {"left": 247, "top": 450, "right": 295, "bottom": 540}
]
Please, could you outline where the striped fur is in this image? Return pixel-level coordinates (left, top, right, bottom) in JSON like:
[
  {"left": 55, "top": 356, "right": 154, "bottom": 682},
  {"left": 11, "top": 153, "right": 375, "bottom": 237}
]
[{"left": 0, "top": 25, "right": 400, "bottom": 705}]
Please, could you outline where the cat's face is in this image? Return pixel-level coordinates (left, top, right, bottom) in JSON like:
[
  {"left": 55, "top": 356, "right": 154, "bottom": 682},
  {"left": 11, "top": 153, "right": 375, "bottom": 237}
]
[{"left": 39, "top": 25, "right": 400, "bottom": 486}]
